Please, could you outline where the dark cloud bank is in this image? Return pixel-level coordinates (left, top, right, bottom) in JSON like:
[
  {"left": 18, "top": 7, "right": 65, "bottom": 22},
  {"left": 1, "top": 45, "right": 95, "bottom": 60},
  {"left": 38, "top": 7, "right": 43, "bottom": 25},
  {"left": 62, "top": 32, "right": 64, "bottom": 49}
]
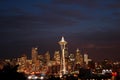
[{"left": 0, "top": 0, "right": 120, "bottom": 61}]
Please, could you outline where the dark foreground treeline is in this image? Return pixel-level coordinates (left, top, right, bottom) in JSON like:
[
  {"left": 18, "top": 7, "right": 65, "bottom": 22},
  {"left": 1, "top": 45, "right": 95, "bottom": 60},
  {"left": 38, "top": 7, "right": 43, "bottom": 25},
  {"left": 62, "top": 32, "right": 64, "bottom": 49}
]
[
  {"left": 0, "top": 64, "right": 120, "bottom": 80},
  {"left": 0, "top": 64, "right": 27, "bottom": 80}
]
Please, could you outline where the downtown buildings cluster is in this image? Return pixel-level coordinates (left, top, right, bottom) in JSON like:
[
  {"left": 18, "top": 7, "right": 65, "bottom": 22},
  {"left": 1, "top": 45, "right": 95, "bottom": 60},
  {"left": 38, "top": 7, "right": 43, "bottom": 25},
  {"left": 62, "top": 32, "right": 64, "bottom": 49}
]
[
  {"left": 0, "top": 37, "right": 120, "bottom": 78},
  {"left": 16, "top": 37, "right": 92, "bottom": 75}
]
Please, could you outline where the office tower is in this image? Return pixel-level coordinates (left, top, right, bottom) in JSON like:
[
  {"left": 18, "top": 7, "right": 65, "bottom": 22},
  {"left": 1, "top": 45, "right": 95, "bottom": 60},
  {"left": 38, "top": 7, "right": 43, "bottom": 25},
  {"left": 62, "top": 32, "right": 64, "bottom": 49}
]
[
  {"left": 69, "top": 53, "right": 75, "bottom": 61},
  {"left": 21, "top": 54, "right": 27, "bottom": 64},
  {"left": 54, "top": 51, "right": 60, "bottom": 64},
  {"left": 45, "top": 51, "right": 50, "bottom": 64},
  {"left": 75, "top": 48, "right": 83, "bottom": 65},
  {"left": 64, "top": 47, "right": 69, "bottom": 58},
  {"left": 17, "top": 54, "right": 27, "bottom": 73},
  {"left": 84, "top": 53, "right": 91, "bottom": 65},
  {"left": 31, "top": 47, "right": 38, "bottom": 63},
  {"left": 37, "top": 54, "right": 44, "bottom": 66},
  {"left": 58, "top": 36, "right": 67, "bottom": 76},
  {"left": 68, "top": 53, "right": 75, "bottom": 71}
]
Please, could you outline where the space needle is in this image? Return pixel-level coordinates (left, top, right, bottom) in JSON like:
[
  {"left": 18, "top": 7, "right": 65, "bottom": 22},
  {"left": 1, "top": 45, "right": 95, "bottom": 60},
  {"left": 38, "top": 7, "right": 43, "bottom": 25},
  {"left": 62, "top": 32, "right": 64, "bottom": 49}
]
[{"left": 58, "top": 36, "right": 67, "bottom": 77}]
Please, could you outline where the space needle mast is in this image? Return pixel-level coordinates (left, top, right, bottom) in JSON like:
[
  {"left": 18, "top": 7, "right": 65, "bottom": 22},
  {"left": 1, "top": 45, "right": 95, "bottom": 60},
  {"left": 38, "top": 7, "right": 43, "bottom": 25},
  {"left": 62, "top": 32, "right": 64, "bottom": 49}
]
[{"left": 58, "top": 36, "right": 67, "bottom": 76}]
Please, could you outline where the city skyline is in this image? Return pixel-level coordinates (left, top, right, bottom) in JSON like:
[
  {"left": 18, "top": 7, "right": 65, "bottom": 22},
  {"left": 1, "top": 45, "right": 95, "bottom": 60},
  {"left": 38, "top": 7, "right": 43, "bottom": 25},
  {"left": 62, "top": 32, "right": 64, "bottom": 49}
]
[{"left": 0, "top": 0, "right": 120, "bottom": 61}]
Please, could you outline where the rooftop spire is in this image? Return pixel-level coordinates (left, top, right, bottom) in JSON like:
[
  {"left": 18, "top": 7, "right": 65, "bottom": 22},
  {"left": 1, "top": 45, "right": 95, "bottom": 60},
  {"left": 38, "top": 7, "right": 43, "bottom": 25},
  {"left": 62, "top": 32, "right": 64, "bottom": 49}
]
[
  {"left": 76, "top": 48, "right": 80, "bottom": 53},
  {"left": 61, "top": 36, "right": 65, "bottom": 42}
]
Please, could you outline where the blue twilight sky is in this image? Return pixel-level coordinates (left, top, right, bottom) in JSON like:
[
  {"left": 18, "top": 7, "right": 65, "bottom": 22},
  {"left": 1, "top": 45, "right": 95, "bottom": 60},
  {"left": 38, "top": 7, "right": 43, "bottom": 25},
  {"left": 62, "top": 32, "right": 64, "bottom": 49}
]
[{"left": 0, "top": 0, "right": 120, "bottom": 61}]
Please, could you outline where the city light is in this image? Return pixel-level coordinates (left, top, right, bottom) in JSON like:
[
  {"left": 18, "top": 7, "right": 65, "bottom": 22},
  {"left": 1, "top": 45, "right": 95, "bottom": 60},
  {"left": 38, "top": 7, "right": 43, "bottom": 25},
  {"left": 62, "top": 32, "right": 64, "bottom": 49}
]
[
  {"left": 28, "top": 75, "right": 38, "bottom": 80},
  {"left": 0, "top": 37, "right": 120, "bottom": 80}
]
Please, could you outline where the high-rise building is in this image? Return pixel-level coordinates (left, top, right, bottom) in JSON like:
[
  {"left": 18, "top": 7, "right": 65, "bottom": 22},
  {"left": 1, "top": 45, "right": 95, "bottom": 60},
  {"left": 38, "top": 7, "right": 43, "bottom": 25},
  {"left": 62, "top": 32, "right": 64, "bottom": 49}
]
[
  {"left": 31, "top": 47, "right": 38, "bottom": 63},
  {"left": 45, "top": 51, "right": 50, "bottom": 65},
  {"left": 37, "top": 54, "right": 44, "bottom": 66},
  {"left": 84, "top": 53, "right": 91, "bottom": 65},
  {"left": 54, "top": 51, "right": 60, "bottom": 64},
  {"left": 17, "top": 54, "right": 27, "bottom": 73},
  {"left": 75, "top": 48, "right": 83, "bottom": 65},
  {"left": 64, "top": 47, "right": 69, "bottom": 58},
  {"left": 69, "top": 53, "right": 75, "bottom": 62},
  {"left": 68, "top": 53, "right": 75, "bottom": 71}
]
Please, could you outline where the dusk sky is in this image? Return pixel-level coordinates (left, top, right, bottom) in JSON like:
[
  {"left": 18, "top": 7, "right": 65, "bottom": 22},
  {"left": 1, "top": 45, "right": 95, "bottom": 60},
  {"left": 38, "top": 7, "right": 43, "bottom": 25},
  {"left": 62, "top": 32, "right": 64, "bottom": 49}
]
[{"left": 0, "top": 0, "right": 120, "bottom": 61}]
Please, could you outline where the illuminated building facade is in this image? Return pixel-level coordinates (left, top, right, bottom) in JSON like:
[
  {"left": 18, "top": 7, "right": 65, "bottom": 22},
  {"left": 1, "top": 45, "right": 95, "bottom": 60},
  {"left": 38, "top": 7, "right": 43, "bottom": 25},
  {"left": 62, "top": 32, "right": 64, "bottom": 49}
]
[
  {"left": 7, "top": 37, "right": 94, "bottom": 76},
  {"left": 31, "top": 47, "right": 40, "bottom": 73},
  {"left": 54, "top": 51, "right": 60, "bottom": 64},
  {"left": 31, "top": 47, "right": 38, "bottom": 63},
  {"left": 84, "top": 53, "right": 92, "bottom": 65},
  {"left": 64, "top": 47, "right": 69, "bottom": 58},
  {"left": 75, "top": 48, "right": 83, "bottom": 65},
  {"left": 45, "top": 51, "right": 50, "bottom": 65},
  {"left": 68, "top": 53, "right": 75, "bottom": 71}
]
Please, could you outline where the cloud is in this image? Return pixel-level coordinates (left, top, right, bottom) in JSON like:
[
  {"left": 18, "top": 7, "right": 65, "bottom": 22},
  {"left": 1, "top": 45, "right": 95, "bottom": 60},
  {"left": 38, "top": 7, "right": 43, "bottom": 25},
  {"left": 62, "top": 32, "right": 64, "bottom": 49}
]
[
  {"left": 0, "top": 0, "right": 81, "bottom": 32},
  {"left": 0, "top": 0, "right": 120, "bottom": 60},
  {"left": 76, "top": 30, "right": 120, "bottom": 42},
  {"left": 112, "top": 12, "right": 120, "bottom": 16},
  {"left": 106, "top": 2, "right": 120, "bottom": 9},
  {"left": 52, "top": 0, "right": 102, "bottom": 8},
  {"left": 65, "top": 28, "right": 120, "bottom": 51},
  {"left": 0, "top": 8, "right": 25, "bottom": 16},
  {"left": 34, "top": 1, "right": 93, "bottom": 21},
  {"left": 0, "top": 9, "right": 78, "bottom": 30}
]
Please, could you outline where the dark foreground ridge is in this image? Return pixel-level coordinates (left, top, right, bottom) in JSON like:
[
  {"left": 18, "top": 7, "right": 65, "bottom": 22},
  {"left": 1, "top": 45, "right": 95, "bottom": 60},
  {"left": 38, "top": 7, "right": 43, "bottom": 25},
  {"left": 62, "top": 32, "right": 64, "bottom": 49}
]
[
  {"left": 0, "top": 63, "right": 120, "bottom": 80},
  {"left": 0, "top": 63, "right": 26, "bottom": 80}
]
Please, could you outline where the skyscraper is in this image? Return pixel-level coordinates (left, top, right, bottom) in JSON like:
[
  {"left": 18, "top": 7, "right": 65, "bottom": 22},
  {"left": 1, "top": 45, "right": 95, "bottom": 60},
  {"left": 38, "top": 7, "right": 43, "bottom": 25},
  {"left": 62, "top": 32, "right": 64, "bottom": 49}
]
[
  {"left": 84, "top": 53, "right": 91, "bottom": 65},
  {"left": 75, "top": 48, "right": 83, "bottom": 65},
  {"left": 45, "top": 51, "right": 50, "bottom": 65},
  {"left": 54, "top": 51, "right": 60, "bottom": 64},
  {"left": 31, "top": 47, "right": 38, "bottom": 63}
]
